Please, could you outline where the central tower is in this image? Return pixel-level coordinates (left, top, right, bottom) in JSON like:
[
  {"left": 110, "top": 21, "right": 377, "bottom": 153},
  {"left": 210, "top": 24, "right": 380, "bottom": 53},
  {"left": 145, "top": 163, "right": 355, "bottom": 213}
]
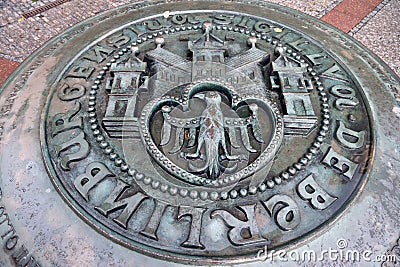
[{"left": 188, "top": 21, "right": 228, "bottom": 81}]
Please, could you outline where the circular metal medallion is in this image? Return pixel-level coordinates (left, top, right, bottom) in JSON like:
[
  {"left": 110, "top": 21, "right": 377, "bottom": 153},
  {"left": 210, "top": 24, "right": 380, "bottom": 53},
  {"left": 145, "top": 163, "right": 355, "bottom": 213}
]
[{"left": 1, "top": 1, "right": 399, "bottom": 266}]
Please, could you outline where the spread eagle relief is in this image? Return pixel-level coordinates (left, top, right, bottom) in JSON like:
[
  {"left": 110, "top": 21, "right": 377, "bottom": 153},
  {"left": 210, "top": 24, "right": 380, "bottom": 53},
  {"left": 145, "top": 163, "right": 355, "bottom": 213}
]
[
  {"left": 159, "top": 91, "right": 264, "bottom": 179},
  {"left": 36, "top": 6, "right": 378, "bottom": 265},
  {"left": 102, "top": 21, "right": 318, "bottom": 185}
]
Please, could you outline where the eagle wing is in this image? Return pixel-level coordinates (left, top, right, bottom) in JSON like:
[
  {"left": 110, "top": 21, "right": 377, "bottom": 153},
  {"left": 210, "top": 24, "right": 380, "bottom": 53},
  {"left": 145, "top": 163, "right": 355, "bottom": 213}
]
[
  {"left": 159, "top": 103, "right": 264, "bottom": 154},
  {"left": 223, "top": 103, "right": 264, "bottom": 153},
  {"left": 160, "top": 105, "right": 201, "bottom": 153}
]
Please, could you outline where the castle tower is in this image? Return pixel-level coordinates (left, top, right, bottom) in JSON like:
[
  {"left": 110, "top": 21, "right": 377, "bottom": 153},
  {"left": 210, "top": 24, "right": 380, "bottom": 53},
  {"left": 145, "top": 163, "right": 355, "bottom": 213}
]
[
  {"left": 270, "top": 45, "right": 317, "bottom": 136},
  {"left": 188, "top": 21, "right": 228, "bottom": 81},
  {"left": 103, "top": 46, "right": 148, "bottom": 138}
]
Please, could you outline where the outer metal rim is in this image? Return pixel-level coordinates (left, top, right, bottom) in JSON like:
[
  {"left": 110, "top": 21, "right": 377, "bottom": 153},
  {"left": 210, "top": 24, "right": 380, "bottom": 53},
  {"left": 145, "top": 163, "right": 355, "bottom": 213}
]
[{"left": 1, "top": 0, "right": 398, "bottom": 265}]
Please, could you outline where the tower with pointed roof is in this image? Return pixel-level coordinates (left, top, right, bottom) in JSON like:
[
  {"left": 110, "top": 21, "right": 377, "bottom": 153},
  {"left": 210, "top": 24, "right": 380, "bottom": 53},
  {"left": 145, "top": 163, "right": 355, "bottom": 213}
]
[
  {"left": 103, "top": 47, "right": 148, "bottom": 138},
  {"left": 269, "top": 45, "right": 317, "bottom": 135},
  {"left": 188, "top": 21, "right": 228, "bottom": 81},
  {"left": 144, "top": 22, "right": 272, "bottom": 99}
]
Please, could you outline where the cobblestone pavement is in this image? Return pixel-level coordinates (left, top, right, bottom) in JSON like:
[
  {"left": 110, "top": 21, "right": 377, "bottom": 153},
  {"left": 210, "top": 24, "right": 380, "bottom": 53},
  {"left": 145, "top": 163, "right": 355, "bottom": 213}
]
[
  {"left": 0, "top": 0, "right": 399, "bottom": 77},
  {"left": 0, "top": 0, "right": 133, "bottom": 61},
  {"left": 0, "top": 0, "right": 342, "bottom": 62},
  {"left": 269, "top": 0, "right": 345, "bottom": 17},
  {"left": 352, "top": 0, "right": 400, "bottom": 76}
]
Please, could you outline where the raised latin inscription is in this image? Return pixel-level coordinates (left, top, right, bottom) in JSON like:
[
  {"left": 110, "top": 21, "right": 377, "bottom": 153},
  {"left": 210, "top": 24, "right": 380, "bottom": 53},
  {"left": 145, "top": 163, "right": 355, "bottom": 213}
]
[
  {"left": 211, "top": 204, "right": 265, "bottom": 246},
  {"left": 335, "top": 121, "right": 366, "bottom": 149},
  {"left": 0, "top": 189, "right": 41, "bottom": 266},
  {"left": 322, "top": 147, "right": 359, "bottom": 180},
  {"left": 297, "top": 174, "right": 337, "bottom": 210},
  {"left": 95, "top": 180, "right": 148, "bottom": 229},
  {"left": 40, "top": 9, "right": 374, "bottom": 263},
  {"left": 261, "top": 194, "right": 300, "bottom": 231},
  {"left": 74, "top": 162, "right": 114, "bottom": 201}
]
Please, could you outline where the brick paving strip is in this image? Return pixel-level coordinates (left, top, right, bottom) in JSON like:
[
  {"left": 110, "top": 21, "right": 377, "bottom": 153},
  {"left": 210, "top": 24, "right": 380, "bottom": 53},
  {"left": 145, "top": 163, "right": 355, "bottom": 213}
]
[
  {"left": 0, "top": 58, "right": 19, "bottom": 88},
  {"left": 0, "top": 0, "right": 389, "bottom": 88},
  {"left": 321, "top": 0, "right": 384, "bottom": 32}
]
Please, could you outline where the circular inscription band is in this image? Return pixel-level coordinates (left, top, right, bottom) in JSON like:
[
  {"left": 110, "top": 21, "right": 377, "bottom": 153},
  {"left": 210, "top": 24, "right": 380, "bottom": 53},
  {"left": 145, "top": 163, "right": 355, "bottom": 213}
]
[
  {"left": 2, "top": 1, "right": 399, "bottom": 266},
  {"left": 41, "top": 8, "right": 374, "bottom": 263}
]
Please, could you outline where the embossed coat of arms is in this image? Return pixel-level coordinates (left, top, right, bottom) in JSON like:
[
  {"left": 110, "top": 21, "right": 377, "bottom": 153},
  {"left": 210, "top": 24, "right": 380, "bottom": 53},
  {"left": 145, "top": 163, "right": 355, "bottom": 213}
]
[
  {"left": 102, "top": 22, "right": 317, "bottom": 188},
  {"left": 41, "top": 8, "right": 373, "bottom": 264}
]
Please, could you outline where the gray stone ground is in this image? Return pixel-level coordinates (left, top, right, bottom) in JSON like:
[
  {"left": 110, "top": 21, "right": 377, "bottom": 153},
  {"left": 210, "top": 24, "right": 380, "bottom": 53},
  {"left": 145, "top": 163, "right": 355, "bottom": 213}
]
[
  {"left": 0, "top": 0, "right": 399, "bottom": 77},
  {"left": 352, "top": 0, "right": 400, "bottom": 77},
  {"left": 267, "top": 0, "right": 344, "bottom": 17},
  {"left": 0, "top": 0, "right": 132, "bottom": 61}
]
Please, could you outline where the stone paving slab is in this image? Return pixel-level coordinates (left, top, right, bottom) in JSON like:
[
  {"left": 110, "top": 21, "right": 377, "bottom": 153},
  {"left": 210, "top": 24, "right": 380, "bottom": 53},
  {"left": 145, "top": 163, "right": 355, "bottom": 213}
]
[
  {"left": 352, "top": 0, "right": 400, "bottom": 77},
  {"left": 265, "top": 0, "right": 344, "bottom": 17},
  {"left": 0, "top": 0, "right": 52, "bottom": 26},
  {"left": 0, "top": 0, "right": 342, "bottom": 62},
  {"left": 0, "top": 0, "right": 399, "bottom": 79},
  {"left": 0, "top": 0, "right": 133, "bottom": 61}
]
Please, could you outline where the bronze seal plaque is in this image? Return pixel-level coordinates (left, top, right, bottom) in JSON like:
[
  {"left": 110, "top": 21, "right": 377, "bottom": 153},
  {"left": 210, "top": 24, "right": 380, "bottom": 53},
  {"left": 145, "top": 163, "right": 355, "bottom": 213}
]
[{"left": 0, "top": 1, "right": 399, "bottom": 266}]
